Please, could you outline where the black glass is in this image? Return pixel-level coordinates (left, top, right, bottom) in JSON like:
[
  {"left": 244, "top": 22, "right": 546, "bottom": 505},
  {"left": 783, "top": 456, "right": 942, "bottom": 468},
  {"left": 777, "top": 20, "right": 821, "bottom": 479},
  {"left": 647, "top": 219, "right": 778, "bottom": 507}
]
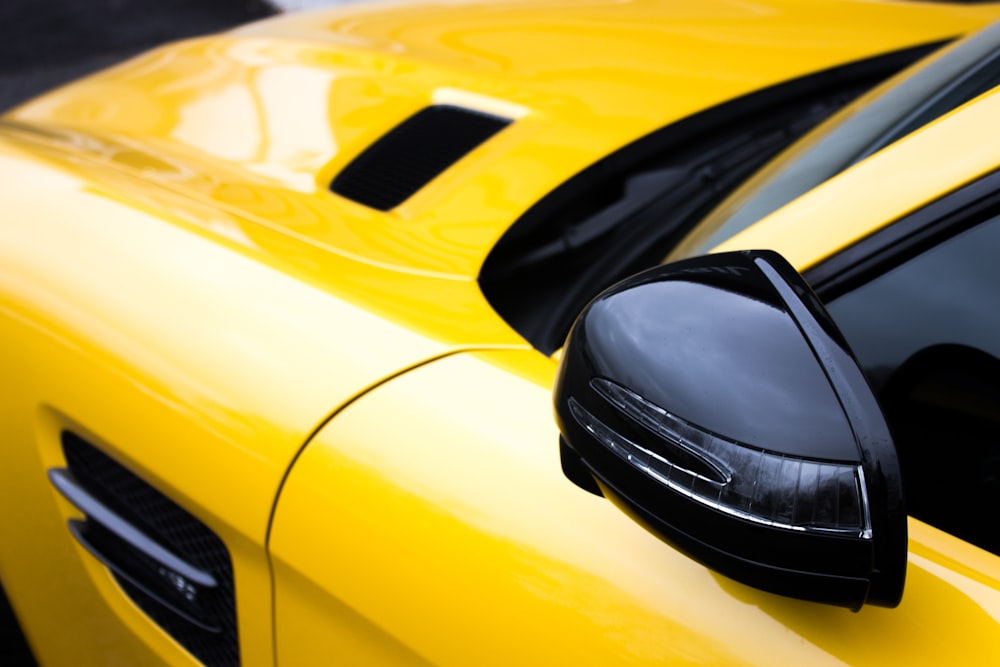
[{"left": 828, "top": 215, "right": 1000, "bottom": 555}]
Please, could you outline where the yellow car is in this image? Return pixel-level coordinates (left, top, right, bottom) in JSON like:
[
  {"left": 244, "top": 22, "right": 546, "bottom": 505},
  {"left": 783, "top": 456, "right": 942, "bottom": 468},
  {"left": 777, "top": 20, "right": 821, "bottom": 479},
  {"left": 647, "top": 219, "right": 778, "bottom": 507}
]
[{"left": 3, "top": 1, "right": 1000, "bottom": 665}]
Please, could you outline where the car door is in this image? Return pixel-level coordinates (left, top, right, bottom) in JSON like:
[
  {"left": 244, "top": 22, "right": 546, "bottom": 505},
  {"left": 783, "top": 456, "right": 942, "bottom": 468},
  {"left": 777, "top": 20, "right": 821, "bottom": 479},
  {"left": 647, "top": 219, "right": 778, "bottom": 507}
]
[
  {"left": 269, "top": 355, "right": 1000, "bottom": 665},
  {"left": 812, "top": 169, "right": 1000, "bottom": 562},
  {"left": 268, "top": 171, "right": 1000, "bottom": 666}
]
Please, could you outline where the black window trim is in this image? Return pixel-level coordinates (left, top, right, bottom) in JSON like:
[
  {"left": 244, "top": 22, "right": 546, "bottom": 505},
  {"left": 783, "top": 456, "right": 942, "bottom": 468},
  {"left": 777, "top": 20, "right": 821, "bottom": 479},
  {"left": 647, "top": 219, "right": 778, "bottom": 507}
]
[
  {"left": 807, "top": 167, "right": 1000, "bottom": 558},
  {"left": 807, "top": 167, "right": 1000, "bottom": 302}
]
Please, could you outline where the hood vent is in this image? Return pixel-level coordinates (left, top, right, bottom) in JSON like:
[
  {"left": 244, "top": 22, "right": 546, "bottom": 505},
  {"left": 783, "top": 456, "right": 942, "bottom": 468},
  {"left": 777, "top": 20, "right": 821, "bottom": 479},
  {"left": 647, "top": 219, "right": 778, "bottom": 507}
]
[{"left": 331, "top": 104, "right": 511, "bottom": 211}]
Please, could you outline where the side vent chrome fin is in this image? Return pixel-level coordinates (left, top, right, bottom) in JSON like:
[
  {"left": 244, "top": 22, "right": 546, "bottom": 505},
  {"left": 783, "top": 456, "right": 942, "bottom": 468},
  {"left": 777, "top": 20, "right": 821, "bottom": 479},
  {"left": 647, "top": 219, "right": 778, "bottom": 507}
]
[
  {"left": 50, "top": 468, "right": 221, "bottom": 632},
  {"left": 66, "top": 519, "right": 221, "bottom": 633},
  {"left": 50, "top": 469, "right": 218, "bottom": 589}
]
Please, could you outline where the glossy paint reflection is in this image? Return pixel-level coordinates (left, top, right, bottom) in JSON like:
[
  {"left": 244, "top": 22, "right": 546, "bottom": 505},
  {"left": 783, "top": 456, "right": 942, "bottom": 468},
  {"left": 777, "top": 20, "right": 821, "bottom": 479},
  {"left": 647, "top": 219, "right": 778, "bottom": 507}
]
[
  {"left": 271, "top": 351, "right": 838, "bottom": 666},
  {"left": 273, "top": 350, "right": 1000, "bottom": 666},
  {"left": 577, "top": 257, "right": 853, "bottom": 458},
  {"left": 11, "top": 0, "right": 998, "bottom": 279}
]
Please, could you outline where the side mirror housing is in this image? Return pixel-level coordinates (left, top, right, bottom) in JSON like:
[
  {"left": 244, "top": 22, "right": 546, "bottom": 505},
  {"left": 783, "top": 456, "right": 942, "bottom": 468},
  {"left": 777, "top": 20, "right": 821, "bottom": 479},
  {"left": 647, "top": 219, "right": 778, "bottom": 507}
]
[{"left": 555, "top": 250, "right": 906, "bottom": 610}]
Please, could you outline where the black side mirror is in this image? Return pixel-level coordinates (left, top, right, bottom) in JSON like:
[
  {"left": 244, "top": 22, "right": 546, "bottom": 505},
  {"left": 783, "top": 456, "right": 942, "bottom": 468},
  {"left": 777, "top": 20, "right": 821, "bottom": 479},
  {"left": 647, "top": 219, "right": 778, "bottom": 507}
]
[{"left": 554, "top": 250, "right": 905, "bottom": 610}]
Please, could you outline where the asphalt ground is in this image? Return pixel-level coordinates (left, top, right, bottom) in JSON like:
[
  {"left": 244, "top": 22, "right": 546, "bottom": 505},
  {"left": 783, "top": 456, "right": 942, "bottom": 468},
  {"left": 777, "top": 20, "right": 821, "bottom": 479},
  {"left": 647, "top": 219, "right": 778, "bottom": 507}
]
[{"left": 0, "top": 1, "right": 286, "bottom": 663}]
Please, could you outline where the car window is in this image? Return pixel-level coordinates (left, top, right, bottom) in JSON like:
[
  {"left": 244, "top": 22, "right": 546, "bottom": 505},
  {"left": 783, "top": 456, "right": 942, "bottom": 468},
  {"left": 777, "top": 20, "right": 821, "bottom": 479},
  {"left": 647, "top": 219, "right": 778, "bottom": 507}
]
[
  {"left": 670, "top": 19, "right": 1000, "bottom": 262},
  {"left": 825, "top": 213, "right": 1000, "bottom": 556}
]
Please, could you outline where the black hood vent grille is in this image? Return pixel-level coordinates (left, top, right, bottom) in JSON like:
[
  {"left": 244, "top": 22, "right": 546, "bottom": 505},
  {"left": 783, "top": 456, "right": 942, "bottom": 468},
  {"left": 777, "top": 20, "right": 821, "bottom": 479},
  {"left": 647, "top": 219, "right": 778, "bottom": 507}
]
[{"left": 331, "top": 104, "right": 511, "bottom": 211}]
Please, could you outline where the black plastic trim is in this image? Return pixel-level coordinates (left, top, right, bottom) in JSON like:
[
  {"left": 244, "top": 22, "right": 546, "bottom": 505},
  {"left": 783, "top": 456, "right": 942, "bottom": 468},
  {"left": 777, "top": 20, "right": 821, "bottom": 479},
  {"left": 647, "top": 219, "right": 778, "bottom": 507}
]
[
  {"left": 756, "top": 254, "right": 905, "bottom": 607},
  {"left": 808, "top": 168, "right": 1000, "bottom": 300},
  {"left": 589, "top": 461, "right": 873, "bottom": 608},
  {"left": 331, "top": 104, "right": 511, "bottom": 211},
  {"left": 559, "top": 436, "right": 603, "bottom": 496}
]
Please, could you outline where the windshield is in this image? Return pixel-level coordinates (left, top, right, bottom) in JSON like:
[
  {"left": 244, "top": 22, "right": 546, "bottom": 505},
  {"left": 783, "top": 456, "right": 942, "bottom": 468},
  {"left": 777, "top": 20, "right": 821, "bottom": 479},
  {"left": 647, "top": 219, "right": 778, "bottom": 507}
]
[{"left": 669, "top": 20, "right": 1000, "bottom": 261}]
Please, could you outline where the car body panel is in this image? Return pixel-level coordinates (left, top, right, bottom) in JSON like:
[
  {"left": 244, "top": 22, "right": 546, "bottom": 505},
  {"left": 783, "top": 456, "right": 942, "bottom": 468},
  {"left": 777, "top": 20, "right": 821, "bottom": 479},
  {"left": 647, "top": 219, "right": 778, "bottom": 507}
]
[
  {"left": 3, "top": 1, "right": 1000, "bottom": 665},
  {"left": 272, "top": 349, "right": 1000, "bottom": 666},
  {"left": 0, "top": 132, "right": 469, "bottom": 666},
  {"left": 8, "top": 0, "right": 1000, "bottom": 281}
]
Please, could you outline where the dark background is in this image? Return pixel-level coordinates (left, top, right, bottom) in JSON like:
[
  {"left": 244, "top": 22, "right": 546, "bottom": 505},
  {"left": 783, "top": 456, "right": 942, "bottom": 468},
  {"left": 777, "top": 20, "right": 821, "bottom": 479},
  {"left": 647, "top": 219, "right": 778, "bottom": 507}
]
[{"left": 0, "top": 0, "right": 277, "bottom": 112}]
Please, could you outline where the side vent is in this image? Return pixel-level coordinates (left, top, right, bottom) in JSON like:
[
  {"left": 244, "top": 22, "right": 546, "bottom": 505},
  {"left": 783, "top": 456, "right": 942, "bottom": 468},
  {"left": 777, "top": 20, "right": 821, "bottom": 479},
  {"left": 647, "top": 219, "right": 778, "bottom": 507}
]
[
  {"left": 331, "top": 104, "right": 512, "bottom": 210},
  {"left": 50, "top": 432, "right": 239, "bottom": 667}
]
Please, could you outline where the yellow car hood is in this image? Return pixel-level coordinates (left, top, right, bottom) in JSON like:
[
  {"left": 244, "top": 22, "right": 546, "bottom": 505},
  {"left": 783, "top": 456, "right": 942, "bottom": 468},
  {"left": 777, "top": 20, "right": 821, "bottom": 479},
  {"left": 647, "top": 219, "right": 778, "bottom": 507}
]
[{"left": 5, "top": 0, "right": 999, "bottom": 285}]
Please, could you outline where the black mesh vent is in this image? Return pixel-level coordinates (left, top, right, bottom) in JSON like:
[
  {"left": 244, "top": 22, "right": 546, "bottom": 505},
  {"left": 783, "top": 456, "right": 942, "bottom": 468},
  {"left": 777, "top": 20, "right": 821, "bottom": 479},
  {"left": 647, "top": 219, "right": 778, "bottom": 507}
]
[
  {"left": 62, "top": 432, "right": 239, "bottom": 667},
  {"left": 330, "top": 104, "right": 512, "bottom": 210}
]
